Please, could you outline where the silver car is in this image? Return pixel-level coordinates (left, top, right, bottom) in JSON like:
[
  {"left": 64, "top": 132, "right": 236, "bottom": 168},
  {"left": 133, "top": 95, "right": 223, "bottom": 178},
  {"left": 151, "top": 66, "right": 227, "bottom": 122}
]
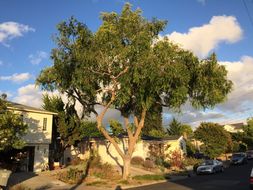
[{"left": 196, "top": 159, "right": 224, "bottom": 175}]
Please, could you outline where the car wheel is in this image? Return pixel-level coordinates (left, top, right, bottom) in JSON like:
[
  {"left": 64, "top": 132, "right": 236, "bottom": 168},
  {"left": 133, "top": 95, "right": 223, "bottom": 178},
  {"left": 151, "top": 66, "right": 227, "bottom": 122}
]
[{"left": 220, "top": 167, "right": 224, "bottom": 172}]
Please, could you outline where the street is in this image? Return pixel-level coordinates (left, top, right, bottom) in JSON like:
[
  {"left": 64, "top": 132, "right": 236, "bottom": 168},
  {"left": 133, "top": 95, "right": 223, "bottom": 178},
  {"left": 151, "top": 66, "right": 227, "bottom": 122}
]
[{"left": 127, "top": 161, "right": 253, "bottom": 190}]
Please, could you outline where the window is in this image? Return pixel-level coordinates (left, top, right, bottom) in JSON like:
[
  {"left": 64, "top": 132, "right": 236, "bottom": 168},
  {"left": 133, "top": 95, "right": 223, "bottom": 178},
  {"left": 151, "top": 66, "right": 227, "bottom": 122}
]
[{"left": 42, "top": 118, "right": 47, "bottom": 131}]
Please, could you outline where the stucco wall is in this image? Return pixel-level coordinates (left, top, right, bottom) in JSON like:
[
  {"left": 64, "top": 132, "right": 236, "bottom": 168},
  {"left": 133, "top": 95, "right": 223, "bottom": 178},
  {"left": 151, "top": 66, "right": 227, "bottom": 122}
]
[
  {"left": 11, "top": 109, "right": 53, "bottom": 172},
  {"left": 164, "top": 137, "right": 187, "bottom": 158},
  {"left": 224, "top": 125, "right": 243, "bottom": 133},
  {"left": 12, "top": 110, "right": 53, "bottom": 144},
  {"left": 33, "top": 144, "right": 49, "bottom": 172},
  {"left": 65, "top": 137, "right": 186, "bottom": 167},
  {"left": 94, "top": 139, "right": 150, "bottom": 166}
]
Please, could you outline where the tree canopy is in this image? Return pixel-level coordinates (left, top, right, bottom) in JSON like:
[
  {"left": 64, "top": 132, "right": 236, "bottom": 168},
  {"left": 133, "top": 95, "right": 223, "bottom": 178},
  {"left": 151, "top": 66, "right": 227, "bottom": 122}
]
[
  {"left": 37, "top": 3, "right": 232, "bottom": 178},
  {"left": 194, "top": 122, "right": 232, "bottom": 158},
  {"left": 42, "top": 94, "right": 101, "bottom": 148},
  {"left": 167, "top": 118, "right": 193, "bottom": 137},
  {"left": 0, "top": 95, "right": 27, "bottom": 151}
]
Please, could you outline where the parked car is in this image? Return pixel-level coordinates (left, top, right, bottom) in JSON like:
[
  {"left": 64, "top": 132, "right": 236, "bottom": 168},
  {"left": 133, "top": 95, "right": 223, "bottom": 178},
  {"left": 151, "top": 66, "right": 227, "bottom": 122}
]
[
  {"left": 230, "top": 152, "right": 248, "bottom": 165},
  {"left": 250, "top": 167, "right": 253, "bottom": 189},
  {"left": 196, "top": 159, "right": 224, "bottom": 175},
  {"left": 247, "top": 150, "right": 253, "bottom": 160}
]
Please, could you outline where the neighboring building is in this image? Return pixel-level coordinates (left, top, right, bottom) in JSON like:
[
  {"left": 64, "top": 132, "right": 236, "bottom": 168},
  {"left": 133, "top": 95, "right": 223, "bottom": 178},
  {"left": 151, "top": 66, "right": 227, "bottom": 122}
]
[
  {"left": 64, "top": 136, "right": 186, "bottom": 166},
  {"left": 223, "top": 123, "right": 244, "bottom": 133},
  {"left": 7, "top": 101, "right": 56, "bottom": 172}
]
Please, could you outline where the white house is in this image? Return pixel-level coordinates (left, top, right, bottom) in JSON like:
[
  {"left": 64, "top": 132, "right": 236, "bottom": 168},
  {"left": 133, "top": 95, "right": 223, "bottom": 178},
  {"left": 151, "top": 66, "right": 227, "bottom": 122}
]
[
  {"left": 7, "top": 101, "right": 56, "bottom": 172},
  {"left": 223, "top": 123, "right": 244, "bottom": 133},
  {"left": 64, "top": 135, "right": 186, "bottom": 166}
]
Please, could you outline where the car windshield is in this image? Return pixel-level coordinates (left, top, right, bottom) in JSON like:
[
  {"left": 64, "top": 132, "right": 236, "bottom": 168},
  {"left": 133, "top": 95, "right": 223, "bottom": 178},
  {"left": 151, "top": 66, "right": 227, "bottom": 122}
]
[{"left": 201, "top": 160, "right": 214, "bottom": 166}]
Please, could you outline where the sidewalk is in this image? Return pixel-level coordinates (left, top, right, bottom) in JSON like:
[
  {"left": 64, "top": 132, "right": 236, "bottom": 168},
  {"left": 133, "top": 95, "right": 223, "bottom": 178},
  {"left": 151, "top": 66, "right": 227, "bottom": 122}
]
[
  {"left": 8, "top": 172, "right": 71, "bottom": 190},
  {"left": 8, "top": 172, "right": 115, "bottom": 190}
]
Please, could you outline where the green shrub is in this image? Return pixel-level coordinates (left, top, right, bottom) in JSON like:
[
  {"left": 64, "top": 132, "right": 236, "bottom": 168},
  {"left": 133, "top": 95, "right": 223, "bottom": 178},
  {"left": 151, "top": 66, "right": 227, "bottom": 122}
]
[
  {"left": 132, "top": 174, "right": 169, "bottom": 181},
  {"left": 155, "top": 157, "right": 170, "bottom": 168},
  {"left": 131, "top": 156, "right": 144, "bottom": 165},
  {"left": 57, "top": 168, "right": 83, "bottom": 184},
  {"left": 183, "top": 157, "right": 203, "bottom": 167}
]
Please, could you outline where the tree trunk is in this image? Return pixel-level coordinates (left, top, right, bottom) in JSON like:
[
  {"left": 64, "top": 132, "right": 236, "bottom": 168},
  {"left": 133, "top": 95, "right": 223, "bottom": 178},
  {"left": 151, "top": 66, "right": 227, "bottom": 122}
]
[{"left": 122, "top": 156, "right": 131, "bottom": 180}]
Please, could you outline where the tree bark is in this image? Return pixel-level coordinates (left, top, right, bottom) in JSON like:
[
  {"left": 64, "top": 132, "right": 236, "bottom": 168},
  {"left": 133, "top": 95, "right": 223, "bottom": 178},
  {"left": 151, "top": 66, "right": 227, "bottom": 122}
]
[{"left": 122, "top": 156, "right": 131, "bottom": 180}]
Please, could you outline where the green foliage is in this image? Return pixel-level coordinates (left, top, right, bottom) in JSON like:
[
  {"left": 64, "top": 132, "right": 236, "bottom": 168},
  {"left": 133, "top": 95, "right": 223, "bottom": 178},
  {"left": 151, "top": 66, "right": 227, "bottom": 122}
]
[
  {"left": 132, "top": 174, "right": 168, "bottom": 181},
  {"left": 57, "top": 168, "right": 83, "bottom": 184},
  {"left": 230, "top": 118, "right": 253, "bottom": 149},
  {"left": 142, "top": 103, "right": 164, "bottom": 137},
  {"left": 185, "top": 140, "right": 197, "bottom": 157},
  {"left": 42, "top": 95, "right": 102, "bottom": 148},
  {"left": 232, "top": 141, "right": 248, "bottom": 152},
  {"left": 0, "top": 97, "right": 27, "bottom": 151},
  {"left": 37, "top": 3, "right": 232, "bottom": 126},
  {"left": 194, "top": 122, "right": 232, "bottom": 158},
  {"left": 180, "top": 124, "right": 193, "bottom": 136},
  {"left": 242, "top": 118, "right": 253, "bottom": 139},
  {"left": 37, "top": 3, "right": 232, "bottom": 178},
  {"left": 42, "top": 94, "right": 65, "bottom": 113},
  {"left": 148, "top": 129, "right": 166, "bottom": 138},
  {"left": 109, "top": 119, "right": 125, "bottom": 136},
  {"left": 167, "top": 118, "right": 182, "bottom": 136},
  {"left": 80, "top": 121, "right": 102, "bottom": 138},
  {"left": 182, "top": 157, "right": 203, "bottom": 167},
  {"left": 167, "top": 118, "right": 193, "bottom": 136}
]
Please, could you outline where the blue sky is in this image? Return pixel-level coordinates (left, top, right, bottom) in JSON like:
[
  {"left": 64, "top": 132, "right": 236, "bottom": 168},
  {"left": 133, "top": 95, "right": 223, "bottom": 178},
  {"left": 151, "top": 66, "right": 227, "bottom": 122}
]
[{"left": 1, "top": 0, "right": 253, "bottom": 127}]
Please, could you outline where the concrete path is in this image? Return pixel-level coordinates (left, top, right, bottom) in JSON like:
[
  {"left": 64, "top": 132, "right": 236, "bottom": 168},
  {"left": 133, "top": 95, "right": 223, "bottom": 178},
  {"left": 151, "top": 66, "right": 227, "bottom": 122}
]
[{"left": 8, "top": 172, "right": 71, "bottom": 190}]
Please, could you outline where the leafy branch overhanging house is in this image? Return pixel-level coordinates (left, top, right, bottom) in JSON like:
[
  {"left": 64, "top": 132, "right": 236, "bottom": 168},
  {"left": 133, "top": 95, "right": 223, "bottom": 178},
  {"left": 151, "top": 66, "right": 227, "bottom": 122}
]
[
  {"left": 64, "top": 135, "right": 187, "bottom": 167},
  {"left": 6, "top": 101, "right": 57, "bottom": 172}
]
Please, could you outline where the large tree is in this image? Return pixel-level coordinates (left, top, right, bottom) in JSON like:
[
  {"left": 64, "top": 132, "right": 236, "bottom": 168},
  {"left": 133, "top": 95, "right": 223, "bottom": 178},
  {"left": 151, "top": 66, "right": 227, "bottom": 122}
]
[
  {"left": 142, "top": 103, "right": 164, "bottom": 137},
  {"left": 194, "top": 122, "right": 232, "bottom": 158},
  {"left": 0, "top": 95, "right": 27, "bottom": 151},
  {"left": 37, "top": 4, "right": 232, "bottom": 179},
  {"left": 42, "top": 95, "right": 101, "bottom": 150},
  {"left": 167, "top": 118, "right": 193, "bottom": 137}
]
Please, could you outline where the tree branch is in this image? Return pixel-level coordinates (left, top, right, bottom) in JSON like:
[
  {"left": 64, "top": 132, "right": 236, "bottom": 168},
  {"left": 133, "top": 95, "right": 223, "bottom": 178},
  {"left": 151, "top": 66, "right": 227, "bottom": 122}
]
[{"left": 96, "top": 92, "right": 125, "bottom": 159}]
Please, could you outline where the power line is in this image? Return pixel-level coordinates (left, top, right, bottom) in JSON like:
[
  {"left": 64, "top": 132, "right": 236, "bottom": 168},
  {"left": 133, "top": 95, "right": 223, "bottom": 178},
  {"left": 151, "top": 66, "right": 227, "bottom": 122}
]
[{"left": 242, "top": 0, "right": 253, "bottom": 28}]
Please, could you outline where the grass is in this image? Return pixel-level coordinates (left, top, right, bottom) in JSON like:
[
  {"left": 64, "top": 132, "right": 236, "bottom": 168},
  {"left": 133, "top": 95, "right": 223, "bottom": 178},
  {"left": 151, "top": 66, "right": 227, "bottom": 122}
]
[{"left": 132, "top": 174, "right": 170, "bottom": 181}]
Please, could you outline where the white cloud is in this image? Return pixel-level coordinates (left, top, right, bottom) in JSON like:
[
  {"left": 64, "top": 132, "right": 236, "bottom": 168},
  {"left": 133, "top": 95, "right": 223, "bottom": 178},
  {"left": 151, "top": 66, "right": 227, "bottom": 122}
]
[
  {"left": 0, "top": 22, "right": 35, "bottom": 46},
  {"left": 0, "top": 72, "right": 32, "bottom": 83},
  {"left": 13, "top": 84, "right": 59, "bottom": 108},
  {"left": 218, "top": 56, "right": 253, "bottom": 113},
  {"left": 13, "top": 84, "right": 43, "bottom": 108},
  {"left": 29, "top": 51, "right": 48, "bottom": 65},
  {"left": 165, "top": 15, "right": 243, "bottom": 58}
]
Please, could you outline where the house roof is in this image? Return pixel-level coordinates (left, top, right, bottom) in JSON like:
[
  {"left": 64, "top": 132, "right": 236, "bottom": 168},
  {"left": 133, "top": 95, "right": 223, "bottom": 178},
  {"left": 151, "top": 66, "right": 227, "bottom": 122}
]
[
  {"left": 88, "top": 135, "right": 182, "bottom": 142},
  {"left": 141, "top": 135, "right": 181, "bottom": 141},
  {"left": 6, "top": 101, "right": 57, "bottom": 115}
]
